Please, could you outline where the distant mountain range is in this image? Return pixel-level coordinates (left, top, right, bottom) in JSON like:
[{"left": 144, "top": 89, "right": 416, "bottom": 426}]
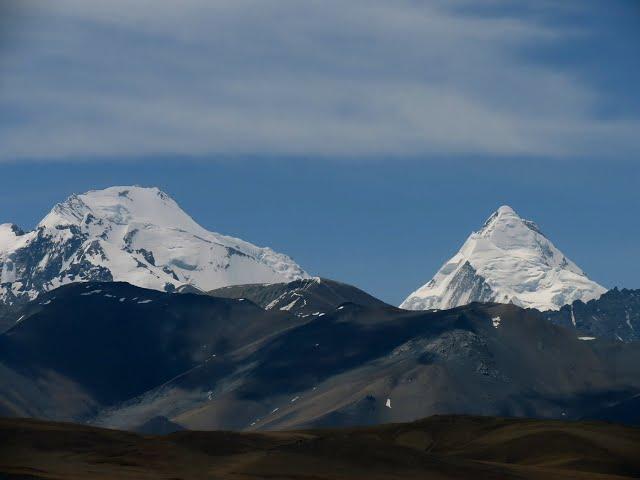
[
  {"left": 1, "top": 187, "right": 638, "bottom": 433},
  {"left": 0, "top": 189, "right": 612, "bottom": 314}
]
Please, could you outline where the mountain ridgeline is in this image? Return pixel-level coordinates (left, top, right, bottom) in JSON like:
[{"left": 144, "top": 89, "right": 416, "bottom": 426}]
[{"left": 208, "top": 277, "right": 390, "bottom": 318}]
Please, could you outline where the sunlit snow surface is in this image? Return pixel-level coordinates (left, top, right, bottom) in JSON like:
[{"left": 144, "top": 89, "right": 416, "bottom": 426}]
[
  {"left": 0, "top": 186, "right": 309, "bottom": 303},
  {"left": 401, "top": 206, "right": 605, "bottom": 312}
]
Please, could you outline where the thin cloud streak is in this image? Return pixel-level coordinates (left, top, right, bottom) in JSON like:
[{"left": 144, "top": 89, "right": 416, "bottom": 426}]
[{"left": 0, "top": 0, "right": 638, "bottom": 161}]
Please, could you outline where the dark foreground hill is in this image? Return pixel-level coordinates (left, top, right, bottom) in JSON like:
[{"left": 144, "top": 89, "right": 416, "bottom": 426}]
[
  {"left": 1, "top": 415, "right": 639, "bottom": 480},
  {"left": 0, "top": 282, "right": 306, "bottom": 421},
  {"left": 2, "top": 281, "right": 640, "bottom": 432},
  {"left": 94, "top": 300, "right": 640, "bottom": 431}
]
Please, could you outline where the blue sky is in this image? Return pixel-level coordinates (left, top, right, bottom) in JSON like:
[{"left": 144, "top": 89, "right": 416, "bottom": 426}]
[{"left": 0, "top": 1, "right": 639, "bottom": 304}]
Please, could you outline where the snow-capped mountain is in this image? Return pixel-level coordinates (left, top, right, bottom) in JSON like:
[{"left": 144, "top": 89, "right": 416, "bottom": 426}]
[
  {"left": 0, "top": 186, "right": 309, "bottom": 304},
  {"left": 401, "top": 206, "right": 606, "bottom": 312}
]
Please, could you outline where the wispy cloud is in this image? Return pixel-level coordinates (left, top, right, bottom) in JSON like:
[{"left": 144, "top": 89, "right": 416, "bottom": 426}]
[{"left": 0, "top": 0, "right": 638, "bottom": 161}]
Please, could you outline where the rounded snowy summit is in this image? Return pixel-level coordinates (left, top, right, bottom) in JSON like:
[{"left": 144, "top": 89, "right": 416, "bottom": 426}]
[{"left": 0, "top": 186, "right": 309, "bottom": 303}]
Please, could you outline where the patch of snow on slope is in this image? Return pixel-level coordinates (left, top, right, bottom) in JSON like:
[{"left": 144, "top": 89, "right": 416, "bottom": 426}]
[
  {"left": 280, "top": 298, "right": 299, "bottom": 311},
  {"left": 626, "top": 311, "right": 634, "bottom": 331},
  {"left": 80, "top": 290, "right": 102, "bottom": 296}
]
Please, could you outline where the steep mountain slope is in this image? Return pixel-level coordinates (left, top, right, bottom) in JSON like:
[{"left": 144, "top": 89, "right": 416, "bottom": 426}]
[
  {"left": 208, "top": 277, "right": 389, "bottom": 317},
  {"left": 3, "top": 416, "right": 640, "bottom": 480},
  {"left": 0, "top": 186, "right": 308, "bottom": 304},
  {"left": 0, "top": 282, "right": 307, "bottom": 421},
  {"left": 401, "top": 206, "right": 605, "bottom": 311},
  {"left": 546, "top": 288, "right": 640, "bottom": 342}
]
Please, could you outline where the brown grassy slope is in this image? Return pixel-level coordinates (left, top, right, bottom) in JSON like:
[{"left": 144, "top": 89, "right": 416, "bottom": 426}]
[{"left": 0, "top": 415, "right": 639, "bottom": 480}]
